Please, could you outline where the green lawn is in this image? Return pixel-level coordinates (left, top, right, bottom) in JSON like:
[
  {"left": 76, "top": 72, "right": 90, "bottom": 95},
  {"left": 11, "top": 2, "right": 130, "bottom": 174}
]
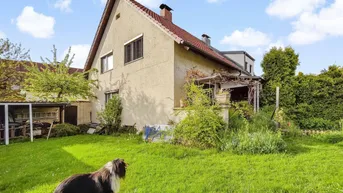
[{"left": 1, "top": 135, "right": 343, "bottom": 193}]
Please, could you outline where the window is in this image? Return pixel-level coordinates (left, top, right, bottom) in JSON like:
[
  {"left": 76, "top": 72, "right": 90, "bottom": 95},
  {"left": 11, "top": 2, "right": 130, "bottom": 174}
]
[
  {"left": 244, "top": 62, "right": 248, "bottom": 71},
  {"left": 124, "top": 36, "right": 143, "bottom": 64},
  {"left": 249, "top": 65, "right": 253, "bottom": 73},
  {"left": 105, "top": 90, "right": 119, "bottom": 104},
  {"left": 101, "top": 53, "right": 113, "bottom": 73}
]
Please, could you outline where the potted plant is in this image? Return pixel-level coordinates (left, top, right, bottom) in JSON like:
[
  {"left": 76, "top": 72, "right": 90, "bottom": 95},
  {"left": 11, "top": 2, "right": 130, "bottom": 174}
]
[{"left": 216, "top": 89, "right": 230, "bottom": 105}]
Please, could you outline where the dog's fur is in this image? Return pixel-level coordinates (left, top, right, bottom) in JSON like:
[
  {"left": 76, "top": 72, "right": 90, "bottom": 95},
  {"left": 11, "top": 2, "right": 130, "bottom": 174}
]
[{"left": 54, "top": 159, "right": 127, "bottom": 193}]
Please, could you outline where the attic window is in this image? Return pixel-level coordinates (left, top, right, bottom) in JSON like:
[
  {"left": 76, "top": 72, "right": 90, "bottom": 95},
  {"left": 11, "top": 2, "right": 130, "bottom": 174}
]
[
  {"left": 116, "top": 13, "right": 120, "bottom": 20},
  {"left": 124, "top": 35, "right": 143, "bottom": 64}
]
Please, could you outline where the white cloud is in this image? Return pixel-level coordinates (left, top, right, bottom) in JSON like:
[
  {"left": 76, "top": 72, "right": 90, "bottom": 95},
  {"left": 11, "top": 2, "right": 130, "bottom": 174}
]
[
  {"left": 16, "top": 6, "right": 55, "bottom": 39},
  {"left": 54, "top": 0, "right": 72, "bottom": 12},
  {"left": 207, "top": 0, "right": 226, "bottom": 3},
  {"left": 100, "top": 0, "right": 107, "bottom": 5},
  {"left": 267, "top": 40, "right": 285, "bottom": 50},
  {"left": 266, "top": 0, "right": 326, "bottom": 19},
  {"left": 136, "top": 0, "right": 164, "bottom": 9},
  {"left": 62, "top": 45, "right": 91, "bottom": 68},
  {"left": 288, "top": 0, "right": 343, "bottom": 45},
  {"left": 220, "top": 28, "right": 271, "bottom": 47},
  {"left": 0, "top": 31, "right": 6, "bottom": 39}
]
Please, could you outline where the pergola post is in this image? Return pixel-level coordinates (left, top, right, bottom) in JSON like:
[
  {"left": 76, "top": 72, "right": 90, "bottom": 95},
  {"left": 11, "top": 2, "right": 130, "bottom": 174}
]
[
  {"left": 253, "top": 85, "right": 257, "bottom": 113},
  {"left": 4, "top": 104, "right": 9, "bottom": 145},
  {"left": 29, "top": 103, "right": 33, "bottom": 142},
  {"left": 257, "top": 83, "right": 260, "bottom": 112}
]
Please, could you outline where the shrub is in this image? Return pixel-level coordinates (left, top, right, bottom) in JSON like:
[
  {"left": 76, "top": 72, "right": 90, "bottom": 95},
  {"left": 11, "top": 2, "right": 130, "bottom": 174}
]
[
  {"left": 219, "top": 107, "right": 287, "bottom": 154},
  {"left": 173, "top": 82, "right": 226, "bottom": 149},
  {"left": 52, "top": 123, "right": 80, "bottom": 137},
  {"left": 97, "top": 95, "right": 123, "bottom": 134},
  {"left": 118, "top": 125, "right": 138, "bottom": 134},
  {"left": 299, "top": 118, "right": 337, "bottom": 130},
  {"left": 174, "top": 109, "right": 227, "bottom": 148},
  {"left": 78, "top": 124, "right": 90, "bottom": 134},
  {"left": 313, "top": 132, "right": 343, "bottom": 144},
  {"left": 230, "top": 130, "right": 287, "bottom": 154}
]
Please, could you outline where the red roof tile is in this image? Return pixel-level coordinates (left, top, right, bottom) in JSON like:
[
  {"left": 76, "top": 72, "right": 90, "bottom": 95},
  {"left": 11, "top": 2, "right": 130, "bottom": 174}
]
[{"left": 84, "top": 0, "right": 244, "bottom": 72}]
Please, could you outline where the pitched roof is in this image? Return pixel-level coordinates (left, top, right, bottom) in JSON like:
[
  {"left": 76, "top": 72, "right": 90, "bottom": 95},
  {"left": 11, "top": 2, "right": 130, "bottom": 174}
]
[{"left": 84, "top": 0, "right": 244, "bottom": 72}]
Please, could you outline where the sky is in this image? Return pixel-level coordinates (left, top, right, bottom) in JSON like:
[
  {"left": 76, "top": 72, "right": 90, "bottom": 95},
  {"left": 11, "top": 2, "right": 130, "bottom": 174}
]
[{"left": 1, "top": 0, "right": 343, "bottom": 75}]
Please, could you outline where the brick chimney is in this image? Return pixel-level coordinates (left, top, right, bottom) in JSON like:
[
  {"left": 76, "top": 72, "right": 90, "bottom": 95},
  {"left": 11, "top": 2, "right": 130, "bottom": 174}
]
[
  {"left": 202, "top": 34, "right": 211, "bottom": 46},
  {"left": 160, "top": 4, "right": 173, "bottom": 22}
]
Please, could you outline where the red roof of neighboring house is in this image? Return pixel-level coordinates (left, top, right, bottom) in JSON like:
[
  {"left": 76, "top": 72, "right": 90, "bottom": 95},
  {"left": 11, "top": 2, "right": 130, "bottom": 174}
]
[
  {"left": 15, "top": 61, "right": 83, "bottom": 74},
  {"left": 84, "top": 0, "right": 244, "bottom": 72}
]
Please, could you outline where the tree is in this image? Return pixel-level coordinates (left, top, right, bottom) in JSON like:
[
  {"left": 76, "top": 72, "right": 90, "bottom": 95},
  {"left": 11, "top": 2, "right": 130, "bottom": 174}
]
[
  {"left": 0, "top": 38, "right": 30, "bottom": 100},
  {"left": 24, "top": 46, "right": 98, "bottom": 102},
  {"left": 261, "top": 47, "right": 300, "bottom": 108}
]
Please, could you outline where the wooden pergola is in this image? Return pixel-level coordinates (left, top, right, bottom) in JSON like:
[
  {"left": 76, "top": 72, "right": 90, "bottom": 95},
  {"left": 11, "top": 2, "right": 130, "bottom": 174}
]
[{"left": 196, "top": 73, "right": 263, "bottom": 112}]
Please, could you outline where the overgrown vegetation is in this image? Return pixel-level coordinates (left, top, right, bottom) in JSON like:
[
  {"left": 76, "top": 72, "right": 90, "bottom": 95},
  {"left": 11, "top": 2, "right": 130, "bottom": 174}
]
[
  {"left": 52, "top": 123, "right": 80, "bottom": 137},
  {"left": 97, "top": 95, "right": 123, "bottom": 134},
  {"left": 173, "top": 82, "right": 226, "bottom": 148},
  {"left": 261, "top": 46, "right": 343, "bottom": 130},
  {"left": 219, "top": 105, "right": 287, "bottom": 154}
]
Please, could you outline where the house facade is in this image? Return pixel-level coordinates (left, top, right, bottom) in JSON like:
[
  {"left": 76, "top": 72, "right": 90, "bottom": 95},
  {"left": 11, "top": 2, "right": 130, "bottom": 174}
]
[{"left": 85, "top": 0, "right": 260, "bottom": 130}]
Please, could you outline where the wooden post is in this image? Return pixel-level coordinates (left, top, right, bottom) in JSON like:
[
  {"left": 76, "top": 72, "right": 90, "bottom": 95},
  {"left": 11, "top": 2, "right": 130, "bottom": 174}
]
[
  {"left": 10, "top": 126, "right": 15, "bottom": 138},
  {"left": 22, "top": 124, "right": 27, "bottom": 137},
  {"left": 4, "top": 104, "right": 9, "bottom": 145},
  {"left": 29, "top": 103, "right": 33, "bottom": 142},
  {"left": 276, "top": 87, "right": 280, "bottom": 109}
]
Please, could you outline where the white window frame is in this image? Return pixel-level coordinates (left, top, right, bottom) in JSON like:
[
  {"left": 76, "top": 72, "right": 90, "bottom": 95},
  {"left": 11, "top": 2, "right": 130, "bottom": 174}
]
[{"left": 100, "top": 51, "right": 114, "bottom": 74}]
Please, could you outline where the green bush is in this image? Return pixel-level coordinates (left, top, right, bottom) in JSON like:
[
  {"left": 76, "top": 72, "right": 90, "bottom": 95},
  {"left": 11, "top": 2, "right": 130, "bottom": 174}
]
[
  {"left": 52, "top": 123, "right": 80, "bottom": 137},
  {"left": 173, "top": 82, "right": 226, "bottom": 149},
  {"left": 97, "top": 95, "right": 123, "bottom": 134},
  {"left": 313, "top": 132, "right": 343, "bottom": 144},
  {"left": 219, "top": 107, "right": 287, "bottom": 154},
  {"left": 299, "top": 118, "right": 337, "bottom": 130},
  {"left": 118, "top": 125, "right": 138, "bottom": 134},
  {"left": 78, "top": 124, "right": 89, "bottom": 134},
  {"left": 230, "top": 130, "right": 286, "bottom": 154},
  {"left": 174, "top": 109, "right": 227, "bottom": 148}
]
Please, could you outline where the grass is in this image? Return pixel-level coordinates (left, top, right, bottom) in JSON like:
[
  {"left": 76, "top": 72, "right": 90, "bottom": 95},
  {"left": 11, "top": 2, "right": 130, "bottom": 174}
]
[{"left": 1, "top": 135, "right": 343, "bottom": 193}]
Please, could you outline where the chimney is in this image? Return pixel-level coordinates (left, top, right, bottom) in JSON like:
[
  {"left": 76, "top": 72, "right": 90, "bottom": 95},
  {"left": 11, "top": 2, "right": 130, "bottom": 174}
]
[
  {"left": 202, "top": 34, "right": 211, "bottom": 46},
  {"left": 160, "top": 4, "right": 173, "bottom": 21}
]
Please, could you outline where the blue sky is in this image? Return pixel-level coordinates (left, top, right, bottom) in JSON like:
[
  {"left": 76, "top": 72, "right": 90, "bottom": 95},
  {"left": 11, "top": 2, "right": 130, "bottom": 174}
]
[{"left": 0, "top": 0, "right": 342, "bottom": 75}]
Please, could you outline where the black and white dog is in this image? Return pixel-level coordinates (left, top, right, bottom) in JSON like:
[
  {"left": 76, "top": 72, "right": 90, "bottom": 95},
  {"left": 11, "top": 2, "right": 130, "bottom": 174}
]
[{"left": 54, "top": 159, "right": 127, "bottom": 193}]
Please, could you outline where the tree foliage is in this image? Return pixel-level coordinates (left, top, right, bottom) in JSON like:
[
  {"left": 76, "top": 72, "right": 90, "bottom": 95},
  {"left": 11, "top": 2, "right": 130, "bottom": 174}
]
[
  {"left": 24, "top": 46, "right": 97, "bottom": 102},
  {"left": 261, "top": 47, "right": 300, "bottom": 109},
  {"left": 0, "top": 38, "right": 30, "bottom": 100}
]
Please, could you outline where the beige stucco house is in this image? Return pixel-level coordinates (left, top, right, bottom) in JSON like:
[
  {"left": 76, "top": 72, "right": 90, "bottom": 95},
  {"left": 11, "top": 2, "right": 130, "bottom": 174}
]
[{"left": 84, "top": 0, "right": 261, "bottom": 130}]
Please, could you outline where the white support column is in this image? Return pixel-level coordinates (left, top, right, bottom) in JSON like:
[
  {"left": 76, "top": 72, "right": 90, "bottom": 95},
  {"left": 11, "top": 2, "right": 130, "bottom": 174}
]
[
  {"left": 29, "top": 103, "right": 33, "bottom": 142},
  {"left": 276, "top": 87, "right": 280, "bottom": 110},
  {"left": 4, "top": 104, "right": 9, "bottom": 145},
  {"left": 253, "top": 85, "right": 257, "bottom": 113},
  {"left": 257, "top": 83, "right": 260, "bottom": 112}
]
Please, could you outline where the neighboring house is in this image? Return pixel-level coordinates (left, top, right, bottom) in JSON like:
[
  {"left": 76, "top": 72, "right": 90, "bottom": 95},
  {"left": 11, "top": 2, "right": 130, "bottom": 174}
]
[
  {"left": 222, "top": 51, "right": 255, "bottom": 75},
  {"left": 84, "top": 0, "right": 261, "bottom": 130}
]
